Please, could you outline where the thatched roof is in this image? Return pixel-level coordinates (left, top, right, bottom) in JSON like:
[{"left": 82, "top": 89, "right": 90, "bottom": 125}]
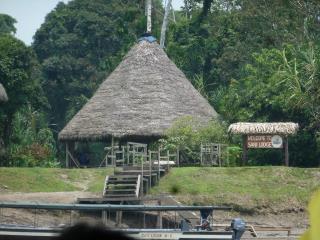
[
  {"left": 0, "top": 84, "right": 8, "bottom": 102},
  {"left": 228, "top": 122, "right": 299, "bottom": 135},
  {"left": 59, "top": 40, "right": 217, "bottom": 141}
]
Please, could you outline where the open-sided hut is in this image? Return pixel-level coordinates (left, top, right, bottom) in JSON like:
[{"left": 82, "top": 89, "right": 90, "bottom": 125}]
[
  {"left": 59, "top": 37, "right": 218, "bottom": 166},
  {"left": 228, "top": 122, "right": 299, "bottom": 166},
  {"left": 0, "top": 84, "right": 8, "bottom": 102}
]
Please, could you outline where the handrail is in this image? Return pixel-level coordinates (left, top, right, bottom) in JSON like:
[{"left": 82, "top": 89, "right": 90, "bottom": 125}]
[
  {"left": 102, "top": 175, "right": 109, "bottom": 197},
  {"left": 135, "top": 174, "right": 141, "bottom": 198},
  {"left": 0, "top": 202, "right": 231, "bottom": 211}
]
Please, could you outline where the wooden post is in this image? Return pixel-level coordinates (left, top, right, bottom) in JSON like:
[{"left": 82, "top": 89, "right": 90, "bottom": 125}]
[
  {"left": 176, "top": 147, "right": 180, "bottom": 167},
  {"left": 102, "top": 211, "right": 107, "bottom": 225},
  {"left": 218, "top": 144, "right": 222, "bottom": 167},
  {"left": 157, "top": 200, "right": 162, "bottom": 228},
  {"left": 141, "top": 154, "right": 144, "bottom": 195},
  {"left": 200, "top": 143, "right": 203, "bottom": 166},
  {"left": 65, "top": 143, "right": 69, "bottom": 168},
  {"left": 157, "top": 147, "right": 161, "bottom": 182},
  {"left": 111, "top": 136, "right": 115, "bottom": 166},
  {"left": 167, "top": 150, "right": 169, "bottom": 170},
  {"left": 149, "top": 151, "right": 152, "bottom": 189},
  {"left": 284, "top": 137, "right": 289, "bottom": 167},
  {"left": 242, "top": 135, "right": 248, "bottom": 166}
]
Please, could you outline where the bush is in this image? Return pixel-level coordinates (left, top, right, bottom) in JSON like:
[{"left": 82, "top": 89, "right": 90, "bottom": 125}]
[
  {"left": 225, "top": 145, "right": 242, "bottom": 166},
  {"left": 3, "top": 106, "right": 59, "bottom": 167},
  {"left": 158, "top": 116, "right": 229, "bottom": 164}
]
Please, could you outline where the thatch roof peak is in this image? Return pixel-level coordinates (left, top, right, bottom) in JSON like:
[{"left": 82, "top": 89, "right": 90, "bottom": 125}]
[
  {"left": 59, "top": 41, "right": 217, "bottom": 141},
  {"left": 0, "top": 83, "right": 8, "bottom": 102},
  {"left": 228, "top": 122, "right": 299, "bottom": 135}
]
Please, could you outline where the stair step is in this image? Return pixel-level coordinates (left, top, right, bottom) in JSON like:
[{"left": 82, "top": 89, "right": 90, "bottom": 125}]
[
  {"left": 107, "top": 180, "right": 137, "bottom": 184},
  {"left": 106, "top": 187, "right": 137, "bottom": 191},
  {"left": 107, "top": 184, "right": 137, "bottom": 187},
  {"left": 117, "top": 171, "right": 159, "bottom": 175},
  {"left": 103, "top": 194, "right": 137, "bottom": 198},
  {"left": 122, "top": 166, "right": 163, "bottom": 171},
  {"left": 105, "top": 189, "right": 136, "bottom": 193},
  {"left": 109, "top": 174, "right": 139, "bottom": 178}
]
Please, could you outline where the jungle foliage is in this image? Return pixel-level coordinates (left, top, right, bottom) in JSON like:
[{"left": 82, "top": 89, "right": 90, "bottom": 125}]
[
  {"left": 165, "top": 0, "right": 320, "bottom": 166},
  {"left": 0, "top": 0, "right": 320, "bottom": 166}
]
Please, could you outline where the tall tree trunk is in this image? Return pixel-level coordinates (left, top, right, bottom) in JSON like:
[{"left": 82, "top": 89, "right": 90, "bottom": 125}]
[
  {"left": 146, "top": 0, "right": 152, "bottom": 33},
  {"left": 160, "top": 0, "right": 172, "bottom": 48}
]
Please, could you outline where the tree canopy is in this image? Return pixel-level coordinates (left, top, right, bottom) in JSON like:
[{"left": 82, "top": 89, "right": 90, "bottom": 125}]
[
  {"left": 1, "top": 0, "right": 320, "bottom": 166},
  {"left": 165, "top": 0, "right": 320, "bottom": 166},
  {"left": 0, "top": 14, "right": 16, "bottom": 35},
  {"left": 33, "top": 0, "right": 162, "bottom": 132}
]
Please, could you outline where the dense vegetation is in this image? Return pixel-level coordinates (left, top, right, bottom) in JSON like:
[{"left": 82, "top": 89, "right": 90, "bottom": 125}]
[{"left": 0, "top": 0, "right": 320, "bottom": 166}]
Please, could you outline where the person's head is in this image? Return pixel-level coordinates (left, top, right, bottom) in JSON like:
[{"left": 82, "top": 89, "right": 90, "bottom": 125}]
[{"left": 58, "top": 222, "right": 134, "bottom": 240}]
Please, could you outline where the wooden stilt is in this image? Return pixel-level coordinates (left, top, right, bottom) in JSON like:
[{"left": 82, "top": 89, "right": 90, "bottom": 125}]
[
  {"left": 111, "top": 136, "right": 115, "bottom": 166},
  {"left": 141, "top": 154, "right": 144, "bottom": 195},
  {"left": 102, "top": 211, "right": 106, "bottom": 225},
  {"left": 157, "top": 200, "right": 162, "bottom": 229},
  {"left": 176, "top": 147, "right": 180, "bottom": 167},
  {"left": 200, "top": 143, "right": 203, "bottom": 166},
  {"left": 66, "top": 143, "right": 69, "bottom": 168},
  {"left": 167, "top": 150, "right": 169, "bottom": 170},
  {"left": 157, "top": 148, "right": 161, "bottom": 182},
  {"left": 242, "top": 135, "right": 248, "bottom": 166},
  {"left": 284, "top": 137, "right": 289, "bottom": 167},
  {"left": 66, "top": 142, "right": 80, "bottom": 168},
  {"left": 149, "top": 151, "right": 152, "bottom": 189}
]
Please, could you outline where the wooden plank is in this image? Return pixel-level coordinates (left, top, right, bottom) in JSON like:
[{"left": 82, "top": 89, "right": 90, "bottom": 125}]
[{"left": 67, "top": 148, "right": 80, "bottom": 168}]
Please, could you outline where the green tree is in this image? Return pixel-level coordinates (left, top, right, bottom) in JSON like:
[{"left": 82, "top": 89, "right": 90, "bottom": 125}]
[
  {"left": 33, "top": 0, "right": 163, "bottom": 133},
  {"left": 0, "top": 14, "right": 16, "bottom": 35},
  {"left": 0, "top": 34, "right": 46, "bottom": 145},
  {"left": 219, "top": 45, "right": 320, "bottom": 166}
]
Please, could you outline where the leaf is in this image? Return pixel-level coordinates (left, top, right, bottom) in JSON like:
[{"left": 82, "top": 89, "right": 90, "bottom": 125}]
[{"left": 300, "top": 190, "right": 320, "bottom": 240}]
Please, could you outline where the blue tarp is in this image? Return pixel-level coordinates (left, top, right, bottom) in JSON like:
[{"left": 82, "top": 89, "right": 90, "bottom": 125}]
[{"left": 138, "top": 35, "right": 157, "bottom": 43}]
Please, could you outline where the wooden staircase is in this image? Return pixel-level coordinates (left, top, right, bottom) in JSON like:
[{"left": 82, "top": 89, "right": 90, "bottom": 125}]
[
  {"left": 102, "top": 175, "right": 141, "bottom": 202},
  {"left": 102, "top": 164, "right": 167, "bottom": 202}
]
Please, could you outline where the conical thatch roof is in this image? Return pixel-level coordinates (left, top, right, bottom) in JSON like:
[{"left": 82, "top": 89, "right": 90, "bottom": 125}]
[
  {"left": 0, "top": 84, "right": 8, "bottom": 102},
  {"left": 59, "top": 40, "right": 217, "bottom": 141}
]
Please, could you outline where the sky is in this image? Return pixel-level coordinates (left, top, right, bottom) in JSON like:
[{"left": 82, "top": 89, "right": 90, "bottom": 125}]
[{"left": 0, "top": 0, "right": 184, "bottom": 46}]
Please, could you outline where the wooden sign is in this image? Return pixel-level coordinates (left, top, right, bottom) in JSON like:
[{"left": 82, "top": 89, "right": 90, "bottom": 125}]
[{"left": 247, "top": 135, "right": 283, "bottom": 148}]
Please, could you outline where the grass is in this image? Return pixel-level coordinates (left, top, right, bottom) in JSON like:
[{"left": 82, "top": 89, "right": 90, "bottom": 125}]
[
  {"left": 0, "top": 167, "right": 113, "bottom": 193},
  {"left": 151, "top": 167, "right": 320, "bottom": 213},
  {"left": 1, "top": 166, "right": 319, "bottom": 213}
]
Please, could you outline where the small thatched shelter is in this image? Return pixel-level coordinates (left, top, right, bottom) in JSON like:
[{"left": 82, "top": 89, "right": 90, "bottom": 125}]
[
  {"left": 228, "top": 122, "right": 299, "bottom": 166},
  {"left": 59, "top": 38, "right": 217, "bottom": 142},
  {"left": 0, "top": 83, "right": 8, "bottom": 102},
  {"left": 228, "top": 122, "right": 299, "bottom": 135}
]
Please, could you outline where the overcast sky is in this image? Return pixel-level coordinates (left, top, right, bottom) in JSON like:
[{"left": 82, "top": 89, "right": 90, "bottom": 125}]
[{"left": 0, "top": 0, "right": 184, "bottom": 46}]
